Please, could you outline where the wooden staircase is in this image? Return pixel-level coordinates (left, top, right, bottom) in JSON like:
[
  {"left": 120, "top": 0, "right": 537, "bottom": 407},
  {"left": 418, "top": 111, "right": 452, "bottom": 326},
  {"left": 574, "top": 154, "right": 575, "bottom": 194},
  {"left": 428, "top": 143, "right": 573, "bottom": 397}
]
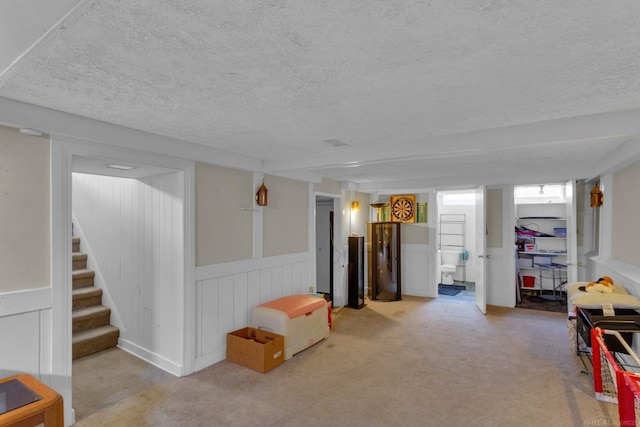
[{"left": 72, "top": 236, "right": 120, "bottom": 359}]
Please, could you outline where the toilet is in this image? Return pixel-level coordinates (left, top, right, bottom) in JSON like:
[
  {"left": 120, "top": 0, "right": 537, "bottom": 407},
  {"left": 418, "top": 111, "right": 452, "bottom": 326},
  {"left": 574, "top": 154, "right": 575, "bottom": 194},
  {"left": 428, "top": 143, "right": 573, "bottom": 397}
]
[{"left": 440, "top": 251, "right": 461, "bottom": 285}]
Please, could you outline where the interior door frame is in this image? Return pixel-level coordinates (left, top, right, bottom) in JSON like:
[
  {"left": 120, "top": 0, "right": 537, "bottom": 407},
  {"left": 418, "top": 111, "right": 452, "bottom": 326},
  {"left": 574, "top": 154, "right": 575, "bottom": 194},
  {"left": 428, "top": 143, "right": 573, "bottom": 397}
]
[
  {"left": 475, "top": 185, "right": 487, "bottom": 314},
  {"left": 565, "top": 180, "right": 578, "bottom": 283},
  {"left": 329, "top": 210, "right": 334, "bottom": 301},
  {"left": 51, "top": 137, "right": 195, "bottom": 424},
  {"left": 433, "top": 187, "right": 487, "bottom": 310},
  {"left": 312, "top": 192, "right": 343, "bottom": 305}
]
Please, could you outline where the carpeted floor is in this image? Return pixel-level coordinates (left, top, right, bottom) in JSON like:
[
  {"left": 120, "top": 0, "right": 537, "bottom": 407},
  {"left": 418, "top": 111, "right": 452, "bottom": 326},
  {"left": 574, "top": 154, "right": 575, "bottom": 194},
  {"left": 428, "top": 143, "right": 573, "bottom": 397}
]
[{"left": 72, "top": 295, "right": 617, "bottom": 426}]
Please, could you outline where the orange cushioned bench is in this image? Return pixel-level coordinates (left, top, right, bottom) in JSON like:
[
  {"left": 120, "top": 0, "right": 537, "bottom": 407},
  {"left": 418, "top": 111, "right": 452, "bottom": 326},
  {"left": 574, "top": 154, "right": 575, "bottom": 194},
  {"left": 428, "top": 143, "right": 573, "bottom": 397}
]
[{"left": 250, "top": 294, "right": 330, "bottom": 360}]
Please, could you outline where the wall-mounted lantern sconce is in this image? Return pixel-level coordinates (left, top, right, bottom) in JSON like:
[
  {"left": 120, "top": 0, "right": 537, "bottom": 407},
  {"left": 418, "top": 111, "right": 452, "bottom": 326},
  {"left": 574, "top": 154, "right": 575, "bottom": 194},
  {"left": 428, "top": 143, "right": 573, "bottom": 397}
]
[
  {"left": 590, "top": 182, "right": 603, "bottom": 208},
  {"left": 255, "top": 182, "right": 268, "bottom": 206},
  {"left": 351, "top": 200, "right": 359, "bottom": 212}
]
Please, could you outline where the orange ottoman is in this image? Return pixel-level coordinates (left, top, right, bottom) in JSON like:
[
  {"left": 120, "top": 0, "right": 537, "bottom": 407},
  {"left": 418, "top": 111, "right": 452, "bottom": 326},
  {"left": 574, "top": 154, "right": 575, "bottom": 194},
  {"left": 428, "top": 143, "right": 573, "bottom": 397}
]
[{"left": 250, "top": 295, "right": 330, "bottom": 360}]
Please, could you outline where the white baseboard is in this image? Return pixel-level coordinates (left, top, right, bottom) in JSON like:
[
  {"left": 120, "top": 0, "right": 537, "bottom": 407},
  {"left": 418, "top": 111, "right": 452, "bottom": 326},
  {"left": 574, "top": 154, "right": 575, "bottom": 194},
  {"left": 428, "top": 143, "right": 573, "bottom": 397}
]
[
  {"left": 194, "top": 350, "right": 226, "bottom": 373},
  {"left": 403, "top": 290, "right": 435, "bottom": 298},
  {"left": 118, "top": 339, "right": 183, "bottom": 377}
]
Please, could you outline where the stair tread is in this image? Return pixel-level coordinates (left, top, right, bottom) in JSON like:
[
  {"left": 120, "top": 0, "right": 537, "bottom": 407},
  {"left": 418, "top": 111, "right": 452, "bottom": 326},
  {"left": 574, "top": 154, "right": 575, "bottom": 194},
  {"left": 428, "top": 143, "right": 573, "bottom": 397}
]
[
  {"left": 72, "top": 269, "right": 95, "bottom": 278},
  {"left": 72, "top": 325, "right": 119, "bottom": 343},
  {"left": 72, "top": 286, "right": 102, "bottom": 298},
  {"left": 70, "top": 234, "right": 120, "bottom": 359},
  {"left": 72, "top": 305, "right": 111, "bottom": 318}
]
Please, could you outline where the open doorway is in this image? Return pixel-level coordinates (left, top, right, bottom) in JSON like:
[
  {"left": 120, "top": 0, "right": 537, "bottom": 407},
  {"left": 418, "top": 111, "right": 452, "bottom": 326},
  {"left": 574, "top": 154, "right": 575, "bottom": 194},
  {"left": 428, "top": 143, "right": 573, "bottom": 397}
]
[
  {"left": 436, "top": 190, "right": 477, "bottom": 302},
  {"left": 315, "top": 195, "right": 335, "bottom": 302},
  {"left": 70, "top": 154, "right": 187, "bottom": 422},
  {"left": 514, "top": 182, "right": 573, "bottom": 313}
]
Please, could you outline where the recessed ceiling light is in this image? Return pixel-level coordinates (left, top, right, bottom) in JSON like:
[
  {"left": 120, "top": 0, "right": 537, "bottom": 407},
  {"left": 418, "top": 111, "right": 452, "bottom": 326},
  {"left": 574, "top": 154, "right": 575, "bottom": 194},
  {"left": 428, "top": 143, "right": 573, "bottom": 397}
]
[
  {"left": 105, "top": 164, "right": 137, "bottom": 170},
  {"left": 19, "top": 128, "right": 43, "bottom": 136},
  {"left": 322, "top": 138, "right": 348, "bottom": 147}
]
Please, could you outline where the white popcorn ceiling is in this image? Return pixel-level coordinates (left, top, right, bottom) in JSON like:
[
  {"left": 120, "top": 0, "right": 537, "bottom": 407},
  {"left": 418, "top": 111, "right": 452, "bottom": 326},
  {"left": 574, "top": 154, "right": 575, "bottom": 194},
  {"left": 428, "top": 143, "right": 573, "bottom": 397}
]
[{"left": 1, "top": 0, "right": 640, "bottom": 188}]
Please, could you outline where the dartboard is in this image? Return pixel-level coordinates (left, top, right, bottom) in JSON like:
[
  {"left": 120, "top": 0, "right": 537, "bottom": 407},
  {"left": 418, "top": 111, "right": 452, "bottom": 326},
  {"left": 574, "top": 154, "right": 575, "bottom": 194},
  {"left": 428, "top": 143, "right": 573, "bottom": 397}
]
[{"left": 391, "top": 195, "right": 415, "bottom": 222}]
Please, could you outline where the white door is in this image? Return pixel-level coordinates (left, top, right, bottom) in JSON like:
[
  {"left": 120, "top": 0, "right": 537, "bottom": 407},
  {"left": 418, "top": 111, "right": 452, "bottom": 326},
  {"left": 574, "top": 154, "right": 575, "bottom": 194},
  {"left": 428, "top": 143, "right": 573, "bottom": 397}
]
[
  {"left": 565, "top": 180, "right": 578, "bottom": 283},
  {"left": 475, "top": 185, "right": 487, "bottom": 314}
]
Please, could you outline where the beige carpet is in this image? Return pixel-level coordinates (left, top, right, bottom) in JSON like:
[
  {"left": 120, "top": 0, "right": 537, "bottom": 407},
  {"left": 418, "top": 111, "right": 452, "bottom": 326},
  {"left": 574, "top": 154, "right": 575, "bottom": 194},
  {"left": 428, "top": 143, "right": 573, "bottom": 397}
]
[{"left": 72, "top": 296, "right": 618, "bottom": 426}]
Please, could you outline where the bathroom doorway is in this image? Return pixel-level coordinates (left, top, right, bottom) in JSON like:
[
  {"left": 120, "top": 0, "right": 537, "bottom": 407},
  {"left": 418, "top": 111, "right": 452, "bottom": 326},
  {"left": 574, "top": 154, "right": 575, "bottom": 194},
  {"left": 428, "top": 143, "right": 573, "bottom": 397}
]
[{"left": 436, "top": 190, "right": 477, "bottom": 301}]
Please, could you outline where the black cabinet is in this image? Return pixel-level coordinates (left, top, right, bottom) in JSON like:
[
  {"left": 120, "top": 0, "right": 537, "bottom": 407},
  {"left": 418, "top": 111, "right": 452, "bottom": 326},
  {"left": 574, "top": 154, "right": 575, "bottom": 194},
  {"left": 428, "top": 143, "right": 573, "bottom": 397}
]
[
  {"left": 347, "top": 236, "right": 366, "bottom": 309},
  {"left": 367, "top": 222, "right": 402, "bottom": 301}
]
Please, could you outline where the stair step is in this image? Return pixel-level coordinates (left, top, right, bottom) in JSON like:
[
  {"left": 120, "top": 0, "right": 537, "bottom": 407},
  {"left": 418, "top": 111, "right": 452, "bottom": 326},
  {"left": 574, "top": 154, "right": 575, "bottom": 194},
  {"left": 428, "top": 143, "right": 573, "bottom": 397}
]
[
  {"left": 69, "top": 232, "right": 120, "bottom": 360},
  {"left": 72, "top": 286, "right": 103, "bottom": 310},
  {"left": 73, "top": 252, "right": 88, "bottom": 270},
  {"left": 72, "top": 236, "right": 80, "bottom": 252},
  {"left": 72, "top": 305, "right": 111, "bottom": 334},
  {"left": 73, "top": 269, "right": 95, "bottom": 289},
  {"left": 72, "top": 325, "right": 120, "bottom": 360}
]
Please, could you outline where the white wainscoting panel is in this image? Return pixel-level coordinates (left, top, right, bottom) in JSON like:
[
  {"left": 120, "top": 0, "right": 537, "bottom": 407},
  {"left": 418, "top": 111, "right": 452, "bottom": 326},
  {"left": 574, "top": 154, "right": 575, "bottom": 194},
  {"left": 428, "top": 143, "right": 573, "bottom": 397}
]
[
  {"left": 486, "top": 249, "right": 514, "bottom": 308},
  {"left": 592, "top": 257, "right": 640, "bottom": 298},
  {"left": 0, "top": 289, "right": 50, "bottom": 378},
  {"left": 194, "top": 253, "right": 311, "bottom": 371},
  {"left": 401, "top": 244, "right": 436, "bottom": 298}
]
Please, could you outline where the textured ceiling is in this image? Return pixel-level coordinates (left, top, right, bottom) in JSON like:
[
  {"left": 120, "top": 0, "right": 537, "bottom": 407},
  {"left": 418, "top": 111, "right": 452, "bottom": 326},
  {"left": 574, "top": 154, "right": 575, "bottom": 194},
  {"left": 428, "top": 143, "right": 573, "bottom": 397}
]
[{"left": 2, "top": 1, "right": 640, "bottom": 189}]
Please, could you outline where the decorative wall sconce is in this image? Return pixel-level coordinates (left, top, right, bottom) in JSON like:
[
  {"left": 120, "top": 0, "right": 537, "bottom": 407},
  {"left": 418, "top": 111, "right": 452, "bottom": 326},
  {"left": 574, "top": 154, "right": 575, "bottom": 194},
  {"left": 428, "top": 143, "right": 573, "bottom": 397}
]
[
  {"left": 255, "top": 182, "right": 268, "bottom": 206},
  {"left": 351, "top": 200, "right": 360, "bottom": 212},
  {"left": 590, "top": 182, "right": 603, "bottom": 208}
]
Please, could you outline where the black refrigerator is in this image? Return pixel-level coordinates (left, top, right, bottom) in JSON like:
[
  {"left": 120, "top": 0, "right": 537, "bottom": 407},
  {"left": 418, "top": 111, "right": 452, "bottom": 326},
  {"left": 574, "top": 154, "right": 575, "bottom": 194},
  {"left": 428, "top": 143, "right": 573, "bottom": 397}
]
[{"left": 367, "top": 222, "right": 402, "bottom": 301}]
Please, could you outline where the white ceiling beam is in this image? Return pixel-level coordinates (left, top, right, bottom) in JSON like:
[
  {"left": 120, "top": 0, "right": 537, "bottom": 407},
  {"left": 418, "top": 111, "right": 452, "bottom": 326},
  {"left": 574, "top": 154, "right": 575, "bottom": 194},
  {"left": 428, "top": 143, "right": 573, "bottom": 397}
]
[
  {"left": 355, "top": 162, "right": 596, "bottom": 192},
  {"left": 264, "top": 108, "right": 640, "bottom": 175},
  {"left": 0, "top": 96, "right": 263, "bottom": 172}
]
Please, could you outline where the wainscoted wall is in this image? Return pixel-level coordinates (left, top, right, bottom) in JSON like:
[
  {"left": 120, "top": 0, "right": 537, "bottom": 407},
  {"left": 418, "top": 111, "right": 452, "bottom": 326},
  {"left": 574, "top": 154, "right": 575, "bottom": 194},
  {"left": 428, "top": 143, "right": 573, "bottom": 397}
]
[
  {"left": 0, "top": 126, "right": 51, "bottom": 294},
  {"left": 0, "top": 127, "right": 59, "bottom": 413},
  {"left": 194, "top": 252, "right": 311, "bottom": 371},
  {"left": 591, "top": 258, "right": 640, "bottom": 298},
  {"left": 486, "top": 248, "right": 513, "bottom": 307},
  {"left": 0, "top": 288, "right": 51, "bottom": 377},
  {"left": 401, "top": 244, "right": 436, "bottom": 298},
  {"left": 72, "top": 172, "right": 185, "bottom": 375}
]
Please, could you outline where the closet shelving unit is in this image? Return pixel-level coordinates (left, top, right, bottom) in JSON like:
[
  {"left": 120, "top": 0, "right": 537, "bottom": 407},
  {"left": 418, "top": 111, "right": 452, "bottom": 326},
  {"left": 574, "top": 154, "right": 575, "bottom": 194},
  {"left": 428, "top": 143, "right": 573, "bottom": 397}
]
[
  {"left": 438, "top": 214, "right": 466, "bottom": 283},
  {"left": 516, "top": 204, "right": 568, "bottom": 300}
]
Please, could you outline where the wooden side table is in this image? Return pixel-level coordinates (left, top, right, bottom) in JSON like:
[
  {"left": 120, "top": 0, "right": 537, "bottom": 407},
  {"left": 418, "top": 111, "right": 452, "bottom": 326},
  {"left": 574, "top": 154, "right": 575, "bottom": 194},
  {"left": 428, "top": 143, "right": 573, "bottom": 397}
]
[{"left": 0, "top": 374, "right": 63, "bottom": 426}]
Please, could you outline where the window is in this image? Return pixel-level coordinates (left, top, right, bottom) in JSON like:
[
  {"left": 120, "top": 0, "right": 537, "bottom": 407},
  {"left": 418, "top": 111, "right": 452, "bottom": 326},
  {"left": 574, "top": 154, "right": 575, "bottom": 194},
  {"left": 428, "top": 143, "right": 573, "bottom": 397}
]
[
  {"left": 442, "top": 192, "right": 475, "bottom": 206},
  {"left": 514, "top": 184, "right": 565, "bottom": 204}
]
